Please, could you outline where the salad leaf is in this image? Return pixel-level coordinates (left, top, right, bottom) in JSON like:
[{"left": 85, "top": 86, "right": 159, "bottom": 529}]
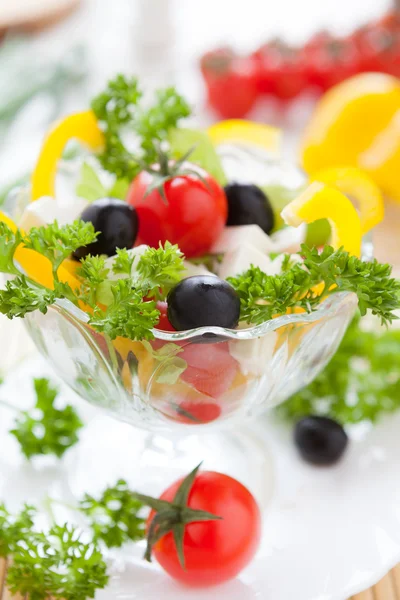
[
  {"left": 169, "top": 127, "right": 227, "bottom": 185},
  {"left": 79, "top": 479, "right": 146, "bottom": 548},
  {"left": 10, "top": 378, "right": 83, "bottom": 459},
  {"left": 228, "top": 244, "right": 400, "bottom": 327},
  {"left": 278, "top": 315, "right": 400, "bottom": 425},
  {"left": 76, "top": 162, "right": 108, "bottom": 202},
  {"left": 76, "top": 162, "right": 129, "bottom": 202}
]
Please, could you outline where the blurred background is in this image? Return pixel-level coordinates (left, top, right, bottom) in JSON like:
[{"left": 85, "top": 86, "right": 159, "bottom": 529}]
[{"left": 0, "top": 0, "right": 394, "bottom": 195}]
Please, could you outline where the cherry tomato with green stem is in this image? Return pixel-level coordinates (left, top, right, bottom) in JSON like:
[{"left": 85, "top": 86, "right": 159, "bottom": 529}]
[
  {"left": 127, "top": 162, "right": 227, "bottom": 259},
  {"left": 136, "top": 464, "right": 261, "bottom": 587}
]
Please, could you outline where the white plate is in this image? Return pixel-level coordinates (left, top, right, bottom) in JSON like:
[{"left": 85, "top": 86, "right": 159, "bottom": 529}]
[{"left": 1, "top": 355, "right": 400, "bottom": 600}]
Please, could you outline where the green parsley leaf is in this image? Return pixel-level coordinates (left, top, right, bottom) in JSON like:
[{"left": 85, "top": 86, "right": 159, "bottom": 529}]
[
  {"left": 278, "top": 316, "right": 400, "bottom": 425},
  {"left": 77, "top": 254, "right": 109, "bottom": 307},
  {"left": 6, "top": 523, "right": 109, "bottom": 600},
  {"left": 10, "top": 378, "right": 83, "bottom": 459},
  {"left": 136, "top": 87, "right": 191, "bottom": 165},
  {"left": 112, "top": 247, "right": 134, "bottom": 276},
  {"left": 91, "top": 74, "right": 191, "bottom": 180},
  {"left": 23, "top": 220, "right": 98, "bottom": 281},
  {"left": 0, "top": 222, "right": 23, "bottom": 275},
  {"left": 79, "top": 479, "right": 146, "bottom": 548},
  {"left": 136, "top": 241, "right": 185, "bottom": 300},
  {"left": 0, "top": 503, "right": 35, "bottom": 558},
  {"left": 0, "top": 275, "right": 56, "bottom": 319},
  {"left": 228, "top": 244, "right": 400, "bottom": 327},
  {"left": 89, "top": 279, "right": 159, "bottom": 341}
]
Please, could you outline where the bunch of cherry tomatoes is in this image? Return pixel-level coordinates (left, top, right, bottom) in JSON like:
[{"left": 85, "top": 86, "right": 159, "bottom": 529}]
[{"left": 201, "top": 10, "right": 400, "bottom": 118}]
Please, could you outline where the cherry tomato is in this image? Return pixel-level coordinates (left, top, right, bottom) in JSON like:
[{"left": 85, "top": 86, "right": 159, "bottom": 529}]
[
  {"left": 302, "top": 32, "right": 361, "bottom": 91},
  {"left": 175, "top": 399, "right": 222, "bottom": 424},
  {"left": 353, "top": 22, "right": 400, "bottom": 76},
  {"left": 127, "top": 164, "right": 227, "bottom": 258},
  {"left": 154, "top": 301, "right": 175, "bottom": 332},
  {"left": 148, "top": 470, "right": 261, "bottom": 586},
  {"left": 253, "top": 41, "right": 307, "bottom": 100},
  {"left": 180, "top": 342, "right": 239, "bottom": 398},
  {"left": 377, "top": 10, "right": 400, "bottom": 32},
  {"left": 200, "top": 48, "right": 259, "bottom": 118}
]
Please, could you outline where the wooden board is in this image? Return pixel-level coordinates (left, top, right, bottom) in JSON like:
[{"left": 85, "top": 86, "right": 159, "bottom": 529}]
[
  {"left": 0, "top": 556, "right": 399, "bottom": 599},
  {"left": 0, "top": 0, "right": 81, "bottom": 33}
]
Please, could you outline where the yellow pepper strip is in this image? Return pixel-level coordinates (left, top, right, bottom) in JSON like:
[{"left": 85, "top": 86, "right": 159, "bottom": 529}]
[
  {"left": 281, "top": 181, "right": 362, "bottom": 257},
  {"left": 31, "top": 110, "right": 105, "bottom": 201},
  {"left": 0, "top": 210, "right": 82, "bottom": 292},
  {"left": 207, "top": 119, "right": 282, "bottom": 155},
  {"left": 311, "top": 166, "right": 384, "bottom": 234}
]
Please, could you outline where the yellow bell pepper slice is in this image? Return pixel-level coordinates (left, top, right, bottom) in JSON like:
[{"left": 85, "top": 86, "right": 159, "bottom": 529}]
[
  {"left": 311, "top": 166, "right": 384, "bottom": 234},
  {"left": 281, "top": 181, "right": 362, "bottom": 257},
  {"left": 31, "top": 110, "right": 105, "bottom": 201},
  {"left": 207, "top": 119, "right": 282, "bottom": 155},
  {"left": 0, "top": 210, "right": 82, "bottom": 292},
  {"left": 358, "top": 108, "right": 400, "bottom": 203}
]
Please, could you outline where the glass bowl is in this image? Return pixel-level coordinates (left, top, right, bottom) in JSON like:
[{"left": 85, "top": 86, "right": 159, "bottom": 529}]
[{"left": 6, "top": 145, "right": 360, "bottom": 500}]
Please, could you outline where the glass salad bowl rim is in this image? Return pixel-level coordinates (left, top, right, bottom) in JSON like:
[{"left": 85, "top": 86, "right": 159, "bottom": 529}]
[{"left": 54, "top": 291, "right": 356, "bottom": 342}]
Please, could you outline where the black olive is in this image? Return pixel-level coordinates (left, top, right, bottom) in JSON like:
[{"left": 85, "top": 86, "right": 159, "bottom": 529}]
[
  {"left": 73, "top": 198, "right": 139, "bottom": 259},
  {"left": 294, "top": 416, "right": 348, "bottom": 466},
  {"left": 224, "top": 183, "right": 274, "bottom": 234},
  {"left": 167, "top": 275, "right": 240, "bottom": 331}
]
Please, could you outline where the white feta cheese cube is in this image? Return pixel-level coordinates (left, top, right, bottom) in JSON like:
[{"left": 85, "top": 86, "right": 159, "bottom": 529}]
[
  {"left": 271, "top": 223, "right": 306, "bottom": 254},
  {"left": 182, "top": 261, "right": 216, "bottom": 279},
  {"left": 211, "top": 225, "right": 277, "bottom": 255},
  {"left": 19, "top": 195, "right": 89, "bottom": 231},
  {"left": 229, "top": 332, "right": 278, "bottom": 376},
  {"left": 218, "top": 244, "right": 273, "bottom": 279}
]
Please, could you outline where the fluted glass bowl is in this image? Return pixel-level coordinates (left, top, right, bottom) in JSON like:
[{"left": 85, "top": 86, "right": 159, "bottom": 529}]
[{"left": 8, "top": 145, "right": 359, "bottom": 434}]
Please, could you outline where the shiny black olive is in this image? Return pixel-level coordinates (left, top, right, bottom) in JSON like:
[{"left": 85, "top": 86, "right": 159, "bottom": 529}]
[
  {"left": 224, "top": 183, "right": 274, "bottom": 234},
  {"left": 167, "top": 275, "right": 240, "bottom": 331},
  {"left": 294, "top": 416, "right": 348, "bottom": 466},
  {"left": 73, "top": 198, "right": 139, "bottom": 259}
]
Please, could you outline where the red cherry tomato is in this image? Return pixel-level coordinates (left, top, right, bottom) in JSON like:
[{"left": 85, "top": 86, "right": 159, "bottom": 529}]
[
  {"left": 353, "top": 22, "right": 400, "bottom": 77},
  {"left": 200, "top": 48, "right": 259, "bottom": 118},
  {"left": 180, "top": 342, "right": 239, "bottom": 398},
  {"left": 154, "top": 301, "right": 175, "bottom": 332},
  {"left": 302, "top": 32, "right": 361, "bottom": 91},
  {"left": 148, "top": 470, "right": 261, "bottom": 586},
  {"left": 253, "top": 41, "right": 307, "bottom": 100},
  {"left": 175, "top": 399, "right": 222, "bottom": 424},
  {"left": 127, "top": 165, "right": 227, "bottom": 259}
]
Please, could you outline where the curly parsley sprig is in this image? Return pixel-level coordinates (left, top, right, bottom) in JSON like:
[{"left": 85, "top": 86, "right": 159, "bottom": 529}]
[
  {"left": 0, "top": 220, "right": 185, "bottom": 340},
  {"left": 228, "top": 245, "right": 400, "bottom": 327},
  {"left": 278, "top": 315, "right": 400, "bottom": 425},
  {"left": 79, "top": 479, "right": 146, "bottom": 548},
  {"left": 91, "top": 74, "right": 191, "bottom": 182},
  {"left": 6, "top": 377, "right": 83, "bottom": 459},
  {"left": 0, "top": 504, "right": 109, "bottom": 600}
]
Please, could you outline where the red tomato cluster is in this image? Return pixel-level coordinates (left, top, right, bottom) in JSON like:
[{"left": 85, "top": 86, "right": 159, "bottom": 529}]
[{"left": 200, "top": 10, "right": 400, "bottom": 118}]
